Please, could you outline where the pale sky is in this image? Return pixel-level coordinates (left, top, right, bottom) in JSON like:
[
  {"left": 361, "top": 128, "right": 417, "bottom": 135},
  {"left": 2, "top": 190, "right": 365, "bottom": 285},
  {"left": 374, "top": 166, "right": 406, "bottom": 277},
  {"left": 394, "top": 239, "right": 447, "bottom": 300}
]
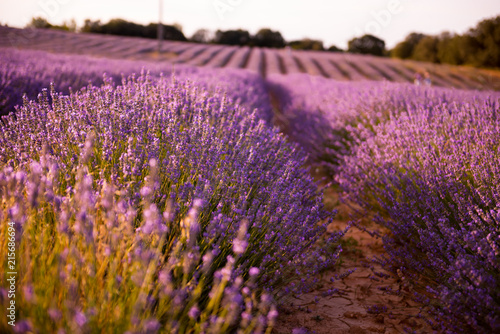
[{"left": 1, "top": 0, "right": 499, "bottom": 49}]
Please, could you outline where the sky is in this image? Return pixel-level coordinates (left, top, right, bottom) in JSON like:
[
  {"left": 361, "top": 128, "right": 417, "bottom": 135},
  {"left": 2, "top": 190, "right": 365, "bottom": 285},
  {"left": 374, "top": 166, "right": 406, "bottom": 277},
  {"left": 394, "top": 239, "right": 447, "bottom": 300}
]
[{"left": 1, "top": 0, "right": 499, "bottom": 49}]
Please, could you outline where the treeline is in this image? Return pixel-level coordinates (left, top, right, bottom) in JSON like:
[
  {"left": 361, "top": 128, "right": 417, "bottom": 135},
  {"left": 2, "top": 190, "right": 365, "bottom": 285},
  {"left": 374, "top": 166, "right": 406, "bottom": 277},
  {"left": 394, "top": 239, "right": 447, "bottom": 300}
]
[
  {"left": 27, "top": 17, "right": 77, "bottom": 32},
  {"left": 81, "top": 19, "right": 187, "bottom": 41},
  {"left": 26, "top": 15, "right": 500, "bottom": 68},
  {"left": 26, "top": 17, "right": 345, "bottom": 52},
  {"left": 195, "top": 28, "right": 347, "bottom": 51},
  {"left": 28, "top": 17, "right": 187, "bottom": 42},
  {"left": 390, "top": 16, "right": 500, "bottom": 68}
]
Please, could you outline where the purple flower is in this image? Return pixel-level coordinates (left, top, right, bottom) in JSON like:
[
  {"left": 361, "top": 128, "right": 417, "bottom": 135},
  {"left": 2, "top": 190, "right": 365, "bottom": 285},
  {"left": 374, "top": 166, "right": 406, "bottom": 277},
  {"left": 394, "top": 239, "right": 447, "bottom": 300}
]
[
  {"left": 143, "top": 319, "right": 160, "bottom": 332},
  {"left": 74, "top": 311, "right": 87, "bottom": 326},
  {"left": 249, "top": 267, "right": 260, "bottom": 277},
  {"left": 13, "top": 320, "right": 33, "bottom": 333},
  {"left": 22, "top": 285, "right": 35, "bottom": 303},
  {"left": 233, "top": 238, "right": 248, "bottom": 255},
  {"left": 188, "top": 306, "right": 199, "bottom": 319}
]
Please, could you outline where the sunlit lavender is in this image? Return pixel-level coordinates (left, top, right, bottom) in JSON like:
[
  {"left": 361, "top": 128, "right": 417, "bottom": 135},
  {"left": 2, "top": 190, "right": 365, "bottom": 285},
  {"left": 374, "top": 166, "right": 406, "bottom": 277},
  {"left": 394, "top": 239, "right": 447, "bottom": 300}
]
[
  {"left": 268, "top": 72, "right": 500, "bottom": 332},
  {"left": 268, "top": 73, "right": 497, "bottom": 173},
  {"left": 0, "top": 52, "right": 342, "bottom": 333},
  {"left": 337, "top": 94, "right": 500, "bottom": 333}
]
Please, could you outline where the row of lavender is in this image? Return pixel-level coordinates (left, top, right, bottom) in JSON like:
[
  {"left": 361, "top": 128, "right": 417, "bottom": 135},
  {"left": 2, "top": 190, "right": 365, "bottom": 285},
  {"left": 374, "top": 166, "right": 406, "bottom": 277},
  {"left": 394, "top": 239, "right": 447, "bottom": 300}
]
[
  {"left": 269, "top": 73, "right": 500, "bottom": 333},
  {"left": 0, "top": 49, "right": 342, "bottom": 332},
  {"left": 267, "top": 74, "right": 496, "bottom": 172},
  {"left": 0, "top": 48, "right": 273, "bottom": 123}
]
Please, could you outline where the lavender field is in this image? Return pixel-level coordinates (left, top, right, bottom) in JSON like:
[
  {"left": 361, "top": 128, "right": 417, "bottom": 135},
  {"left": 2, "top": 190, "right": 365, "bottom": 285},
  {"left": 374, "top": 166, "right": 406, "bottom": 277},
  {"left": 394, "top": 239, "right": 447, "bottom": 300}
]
[
  {"left": 3, "top": 26, "right": 500, "bottom": 90},
  {"left": 1, "top": 27, "right": 500, "bottom": 334}
]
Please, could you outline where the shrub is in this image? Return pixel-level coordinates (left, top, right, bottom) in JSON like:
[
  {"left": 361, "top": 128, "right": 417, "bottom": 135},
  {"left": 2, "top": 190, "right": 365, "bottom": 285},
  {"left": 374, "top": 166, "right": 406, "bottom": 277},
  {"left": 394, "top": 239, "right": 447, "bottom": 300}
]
[
  {"left": 338, "top": 97, "right": 500, "bottom": 333},
  {"left": 347, "top": 34, "right": 386, "bottom": 56},
  {"left": 0, "top": 73, "right": 341, "bottom": 332}
]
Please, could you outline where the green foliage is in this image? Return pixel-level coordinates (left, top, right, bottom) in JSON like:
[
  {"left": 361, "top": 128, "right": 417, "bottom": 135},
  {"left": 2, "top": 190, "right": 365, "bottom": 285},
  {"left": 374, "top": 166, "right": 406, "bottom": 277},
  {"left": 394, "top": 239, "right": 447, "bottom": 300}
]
[
  {"left": 26, "top": 17, "right": 76, "bottom": 32},
  {"left": 412, "top": 35, "right": 439, "bottom": 63},
  {"left": 468, "top": 15, "right": 500, "bottom": 68},
  {"left": 252, "top": 28, "right": 285, "bottom": 48},
  {"left": 347, "top": 34, "right": 386, "bottom": 57},
  {"left": 436, "top": 33, "right": 469, "bottom": 65},
  {"left": 390, "top": 33, "right": 426, "bottom": 59},
  {"left": 327, "top": 45, "right": 344, "bottom": 53},
  {"left": 100, "top": 18, "right": 143, "bottom": 37},
  {"left": 27, "top": 17, "right": 51, "bottom": 29},
  {"left": 213, "top": 29, "right": 251, "bottom": 46},
  {"left": 391, "top": 15, "right": 500, "bottom": 68},
  {"left": 81, "top": 18, "right": 187, "bottom": 41},
  {"left": 81, "top": 19, "right": 102, "bottom": 33},
  {"left": 289, "top": 39, "right": 324, "bottom": 51},
  {"left": 190, "top": 29, "right": 213, "bottom": 44}
]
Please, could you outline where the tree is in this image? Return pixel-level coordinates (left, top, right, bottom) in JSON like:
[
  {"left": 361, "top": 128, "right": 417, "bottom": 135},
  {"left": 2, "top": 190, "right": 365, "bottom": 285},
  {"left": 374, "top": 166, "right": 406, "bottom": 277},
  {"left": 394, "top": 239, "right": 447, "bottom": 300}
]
[
  {"left": 100, "top": 19, "right": 143, "bottom": 37},
  {"left": 289, "top": 39, "right": 324, "bottom": 51},
  {"left": 190, "top": 29, "right": 213, "bottom": 43},
  {"left": 412, "top": 36, "right": 439, "bottom": 63},
  {"left": 82, "top": 19, "right": 103, "bottom": 33},
  {"left": 62, "top": 19, "right": 77, "bottom": 32},
  {"left": 348, "top": 34, "right": 386, "bottom": 56},
  {"left": 457, "top": 35, "right": 482, "bottom": 66},
  {"left": 435, "top": 32, "right": 469, "bottom": 65},
  {"left": 80, "top": 18, "right": 186, "bottom": 41},
  {"left": 214, "top": 29, "right": 251, "bottom": 46},
  {"left": 252, "top": 28, "right": 285, "bottom": 48},
  {"left": 467, "top": 16, "right": 500, "bottom": 68},
  {"left": 143, "top": 23, "right": 158, "bottom": 39},
  {"left": 327, "top": 45, "right": 344, "bottom": 53},
  {"left": 390, "top": 32, "right": 426, "bottom": 59},
  {"left": 388, "top": 15, "right": 500, "bottom": 68},
  {"left": 26, "top": 17, "right": 52, "bottom": 29},
  {"left": 162, "top": 25, "right": 187, "bottom": 41},
  {"left": 27, "top": 17, "right": 77, "bottom": 32}
]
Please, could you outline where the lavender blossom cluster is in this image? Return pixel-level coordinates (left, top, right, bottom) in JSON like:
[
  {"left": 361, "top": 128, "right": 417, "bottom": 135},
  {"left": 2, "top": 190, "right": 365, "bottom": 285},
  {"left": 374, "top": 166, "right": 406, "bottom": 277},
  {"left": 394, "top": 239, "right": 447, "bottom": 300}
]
[
  {"left": 0, "top": 72, "right": 340, "bottom": 332},
  {"left": 337, "top": 96, "right": 500, "bottom": 333}
]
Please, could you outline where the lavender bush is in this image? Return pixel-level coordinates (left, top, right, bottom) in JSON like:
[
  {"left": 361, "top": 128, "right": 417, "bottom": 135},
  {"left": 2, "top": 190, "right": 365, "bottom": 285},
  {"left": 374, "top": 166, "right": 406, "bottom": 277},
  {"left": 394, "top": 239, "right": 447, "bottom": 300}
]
[
  {"left": 337, "top": 97, "right": 500, "bottom": 333},
  {"left": 268, "top": 73, "right": 495, "bottom": 173},
  {"left": 0, "top": 48, "right": 151, "bottom": 116},
  {"left": 268, "top": 72, "right": 500, "bottom": 332},
  {"left": 0, "top": 48, "right": 273, "bottom": 122},
  {"left": 0, "top": 73, "right": 341, "bottom": 332}
]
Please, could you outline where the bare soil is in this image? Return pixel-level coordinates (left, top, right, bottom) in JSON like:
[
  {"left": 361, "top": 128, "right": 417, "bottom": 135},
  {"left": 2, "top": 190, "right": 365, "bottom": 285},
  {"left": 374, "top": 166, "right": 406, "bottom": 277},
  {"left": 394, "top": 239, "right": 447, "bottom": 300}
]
[{"left": 272, "top": 183, "right": 435, "bottom": 334}]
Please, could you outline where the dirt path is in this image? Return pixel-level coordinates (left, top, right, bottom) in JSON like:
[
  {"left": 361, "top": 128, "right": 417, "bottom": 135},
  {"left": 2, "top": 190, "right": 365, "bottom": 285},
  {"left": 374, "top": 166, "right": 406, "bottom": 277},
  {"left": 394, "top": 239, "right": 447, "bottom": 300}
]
[
  {"left": 272, "top": 185, "right": 434, "bottom": 334},
  {"left": 266, "top": 84, "right": 436, "bottom": 334}
]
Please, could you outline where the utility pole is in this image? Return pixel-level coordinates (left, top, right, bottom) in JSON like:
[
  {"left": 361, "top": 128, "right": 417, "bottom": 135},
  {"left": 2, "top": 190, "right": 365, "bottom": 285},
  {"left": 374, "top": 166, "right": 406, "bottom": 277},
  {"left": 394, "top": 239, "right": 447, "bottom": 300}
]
[{"left": 158, "top": 0, "right": 163, "bottom": 54}]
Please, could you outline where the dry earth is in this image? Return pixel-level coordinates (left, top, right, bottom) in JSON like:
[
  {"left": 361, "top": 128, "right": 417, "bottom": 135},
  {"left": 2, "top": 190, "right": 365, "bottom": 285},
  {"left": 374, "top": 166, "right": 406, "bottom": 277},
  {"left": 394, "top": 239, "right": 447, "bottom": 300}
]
[
  {"left": 272, "top": 185, "right": 435, "bottom": 334},
  {"left": 268, "top": 91, "right": 437, "bottom": 334}
]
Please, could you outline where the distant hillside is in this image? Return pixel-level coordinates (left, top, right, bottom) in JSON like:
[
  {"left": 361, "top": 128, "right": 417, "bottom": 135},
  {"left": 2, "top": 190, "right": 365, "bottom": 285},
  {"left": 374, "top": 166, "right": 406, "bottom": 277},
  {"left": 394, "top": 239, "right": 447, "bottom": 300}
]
[{"left": 2, "top": 26, "right": 500, "bottom": 90}]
